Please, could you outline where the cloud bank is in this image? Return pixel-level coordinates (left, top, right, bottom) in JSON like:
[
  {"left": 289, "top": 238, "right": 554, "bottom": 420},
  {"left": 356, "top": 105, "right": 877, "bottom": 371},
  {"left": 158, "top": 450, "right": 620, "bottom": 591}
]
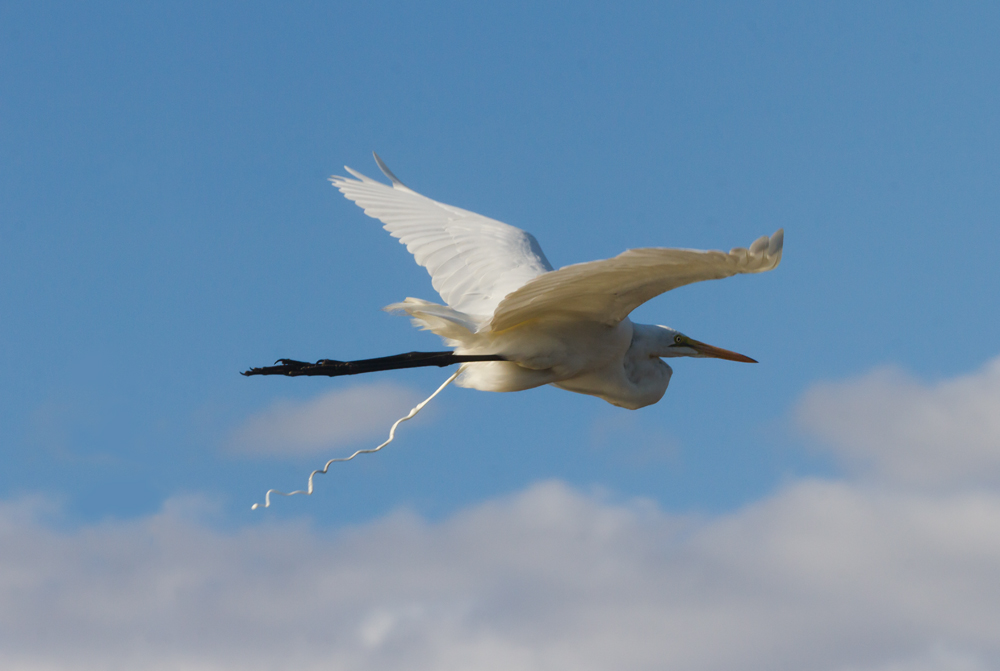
[{"left": 1, "top": 480, "right": 998, "bottom": 671}]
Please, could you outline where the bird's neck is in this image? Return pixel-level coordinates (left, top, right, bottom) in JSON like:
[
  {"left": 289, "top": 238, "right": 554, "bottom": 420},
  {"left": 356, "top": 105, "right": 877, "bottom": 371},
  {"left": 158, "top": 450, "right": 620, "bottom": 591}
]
[{"left": 630, "top": 323, "right": 681, "bottom": 358}]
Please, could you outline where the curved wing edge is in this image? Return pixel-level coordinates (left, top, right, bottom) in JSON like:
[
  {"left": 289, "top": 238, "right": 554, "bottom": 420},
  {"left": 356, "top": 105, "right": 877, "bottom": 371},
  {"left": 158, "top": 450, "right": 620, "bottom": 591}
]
[{"left": 490, "top": 228, "right": 783, "bottom": 332}]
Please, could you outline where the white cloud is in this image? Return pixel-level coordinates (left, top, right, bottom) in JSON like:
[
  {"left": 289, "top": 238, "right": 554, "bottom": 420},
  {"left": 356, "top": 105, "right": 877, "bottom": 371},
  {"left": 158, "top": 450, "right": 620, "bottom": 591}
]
[
  {"left": 842, "top": 646, "right": 991, "bottom": 671},
  {"left": 2, "top": 480, "right": 999, "bottom": 671},
  {"left": 229, "top": 382, "right": 425, "bottom": 456},
  {"left": 796, "top": 356, "right": 1000, "bottom": 487}
]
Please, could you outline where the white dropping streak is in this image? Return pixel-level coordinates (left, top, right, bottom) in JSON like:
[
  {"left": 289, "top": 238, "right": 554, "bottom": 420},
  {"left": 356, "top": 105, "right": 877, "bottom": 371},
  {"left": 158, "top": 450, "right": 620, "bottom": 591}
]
[{"left": 251, "top": 372, "right": 460, "bottom": 510}]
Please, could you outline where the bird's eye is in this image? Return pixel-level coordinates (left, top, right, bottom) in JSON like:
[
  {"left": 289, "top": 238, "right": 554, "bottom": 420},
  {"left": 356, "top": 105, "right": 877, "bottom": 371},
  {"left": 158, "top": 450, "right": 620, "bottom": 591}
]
[{"left": 674, "top": 335, "right": 683, "bottom": 344}]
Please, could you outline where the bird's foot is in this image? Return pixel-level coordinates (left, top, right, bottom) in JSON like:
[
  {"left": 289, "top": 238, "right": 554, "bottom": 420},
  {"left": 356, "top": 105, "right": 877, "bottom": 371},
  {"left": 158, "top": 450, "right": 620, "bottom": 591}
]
[{"left": 242, "top": 358, "right": 346, "bottom": 376}]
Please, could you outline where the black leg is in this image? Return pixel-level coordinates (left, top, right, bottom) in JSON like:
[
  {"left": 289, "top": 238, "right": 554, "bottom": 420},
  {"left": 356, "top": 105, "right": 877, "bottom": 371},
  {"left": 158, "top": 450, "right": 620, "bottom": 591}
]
[{"left": 242, "top": 351, "right": 507, "bottom": 378}]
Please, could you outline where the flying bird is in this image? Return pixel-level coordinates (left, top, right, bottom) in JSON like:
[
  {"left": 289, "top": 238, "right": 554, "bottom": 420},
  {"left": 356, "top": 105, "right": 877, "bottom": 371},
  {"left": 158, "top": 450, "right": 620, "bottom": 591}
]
[
  {"left": 245, "top": 154, "right": 782, "bottom": 410},
  {"left": 244, "top": 155, "right": 783, "bottom": 508}
]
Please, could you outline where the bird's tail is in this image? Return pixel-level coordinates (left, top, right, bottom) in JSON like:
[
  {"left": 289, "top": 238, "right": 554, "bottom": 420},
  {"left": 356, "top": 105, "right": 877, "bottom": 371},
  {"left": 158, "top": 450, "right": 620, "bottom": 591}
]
[
  {"left": 383, "top": 297, "right": 557, "bottom": 393},
  {"left": 384, "top": 298, "right": 484, "bottom": 347}
]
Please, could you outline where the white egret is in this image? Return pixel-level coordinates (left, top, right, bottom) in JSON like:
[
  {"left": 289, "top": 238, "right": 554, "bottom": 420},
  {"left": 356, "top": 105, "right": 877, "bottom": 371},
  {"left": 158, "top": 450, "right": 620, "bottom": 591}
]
[{"left": 244, "top": 154, "right": 782, "bottom": 508}]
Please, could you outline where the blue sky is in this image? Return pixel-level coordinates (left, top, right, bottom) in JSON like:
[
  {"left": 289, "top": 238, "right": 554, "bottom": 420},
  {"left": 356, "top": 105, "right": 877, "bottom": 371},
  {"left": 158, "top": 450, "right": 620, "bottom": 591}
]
[{"left": 3, "top": 2, "right": 1000, "bottom": 669}]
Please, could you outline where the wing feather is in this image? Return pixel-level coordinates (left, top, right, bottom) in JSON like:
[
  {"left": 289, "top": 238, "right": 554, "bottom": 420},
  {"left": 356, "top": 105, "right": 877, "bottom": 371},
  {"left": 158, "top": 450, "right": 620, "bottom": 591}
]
[
  {"left": 331, "top": 155, "right": 553, "bottom": 318},
  {"left": 490, "top": 229, "right": 783, "bottom": 332}
]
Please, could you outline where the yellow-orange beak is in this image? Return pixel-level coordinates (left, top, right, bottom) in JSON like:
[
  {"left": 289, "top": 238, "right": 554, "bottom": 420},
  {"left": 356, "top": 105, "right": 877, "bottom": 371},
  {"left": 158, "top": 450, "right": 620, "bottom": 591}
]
[{"left": 686, "top": 338, "right": 757, "bottom": 363}]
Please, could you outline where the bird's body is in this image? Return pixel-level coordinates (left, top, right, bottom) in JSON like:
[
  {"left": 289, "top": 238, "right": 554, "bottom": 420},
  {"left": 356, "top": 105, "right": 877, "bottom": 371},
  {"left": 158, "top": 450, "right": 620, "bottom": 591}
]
[
  {"left": 246, "top": 154, "right": 783, "bottom": 410},
  {"left": 390, "top": 302, "right": 669, "bottom": 409}
]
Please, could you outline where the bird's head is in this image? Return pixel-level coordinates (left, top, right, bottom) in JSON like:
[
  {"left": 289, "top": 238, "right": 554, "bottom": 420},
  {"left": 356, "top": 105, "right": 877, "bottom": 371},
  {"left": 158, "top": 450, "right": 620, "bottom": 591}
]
[{"left": 647, "top": 325, "right": 757, "bottom": 363}]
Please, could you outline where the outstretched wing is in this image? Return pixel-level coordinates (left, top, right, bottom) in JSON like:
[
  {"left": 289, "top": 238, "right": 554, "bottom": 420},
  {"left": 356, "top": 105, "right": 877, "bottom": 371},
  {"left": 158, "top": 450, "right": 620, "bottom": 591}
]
[
  {"left": 490, "top": 229, "right": 783, "bottom": 332},
  {"left": 330, "top": 154, "right": 553, "bottom": 318}
]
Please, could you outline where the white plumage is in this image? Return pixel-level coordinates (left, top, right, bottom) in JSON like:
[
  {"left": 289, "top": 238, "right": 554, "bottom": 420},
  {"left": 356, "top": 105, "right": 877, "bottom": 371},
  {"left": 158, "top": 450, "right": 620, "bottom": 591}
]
[
  {"left": 335, "top": 154, "right": 553, "bottom": 319},
  {"left": 330, "top": 154, "right": 782, "bottom": 409}
]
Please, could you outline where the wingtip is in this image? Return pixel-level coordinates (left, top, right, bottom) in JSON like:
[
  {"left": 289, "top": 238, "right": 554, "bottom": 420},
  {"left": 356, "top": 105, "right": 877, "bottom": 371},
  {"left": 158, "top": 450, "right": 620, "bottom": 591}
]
[
  {"left": 372, "top": 151, "right": 407, "bottom": 189},
  {"left": 770, "top": 228, "right": 784, "bottom": 255},
  {"left": 743, "top": 228, "right": 783, "bottom": 269},
  {"left": 328, "top": 163, "right": 389, "bottom": 186}
]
